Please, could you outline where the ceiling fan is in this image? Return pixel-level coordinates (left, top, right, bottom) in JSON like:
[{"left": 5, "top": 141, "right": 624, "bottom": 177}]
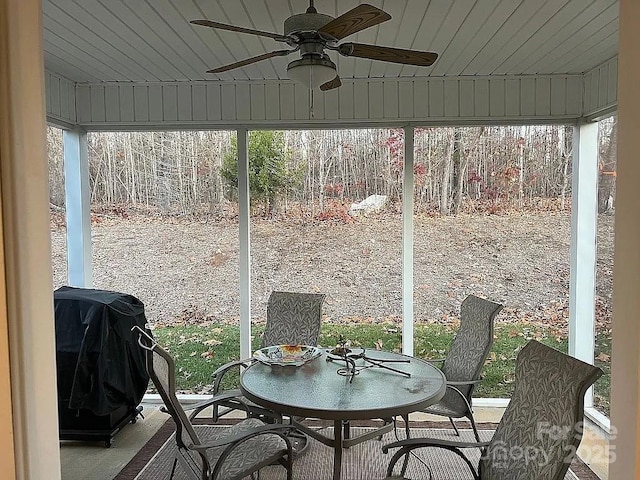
[{"left": 190, "top": 1, "right": 438, "bottom": 91}]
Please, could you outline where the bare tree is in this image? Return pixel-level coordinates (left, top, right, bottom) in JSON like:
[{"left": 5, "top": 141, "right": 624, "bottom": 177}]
[
  {"left": 45, "top": 121, "right": 618, "bottom": 217},
  {"left": 598, "top": 116, "right": 617, "bottom": 213}
]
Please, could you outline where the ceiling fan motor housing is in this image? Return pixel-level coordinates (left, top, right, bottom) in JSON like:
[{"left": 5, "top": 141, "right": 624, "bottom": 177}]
[{"left": 284, "top": 13, "right": 335, "bottom": 38}]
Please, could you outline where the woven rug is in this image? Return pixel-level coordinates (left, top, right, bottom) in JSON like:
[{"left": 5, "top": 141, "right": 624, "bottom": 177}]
[{"left": 115, "top": 420, "right": 598, "bottom": 480}]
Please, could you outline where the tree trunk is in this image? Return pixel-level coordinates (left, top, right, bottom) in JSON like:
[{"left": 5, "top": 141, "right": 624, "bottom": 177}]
[
  {"left": 598, "top": 118, "right": 617, "bottom": 213},
  {"left": 559, "top": 125, "right": 572, "bottom": 211},
  {"left": 157, "top": 134, "right": 171, "bottom": 213},
  {"left": 440, "top": 133, "right": 454, "bottom": 215}
]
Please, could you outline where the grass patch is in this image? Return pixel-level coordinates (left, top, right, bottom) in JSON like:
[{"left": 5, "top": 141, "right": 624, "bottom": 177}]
[
  {"left": 152, "top": 324, "right": 264, "bottom": 393},
  {"left": 151, "top": 321, "right": 574, "bottom": 401},
  {"left": 594, "top": 332, "right": 612, "bottom": 416}
]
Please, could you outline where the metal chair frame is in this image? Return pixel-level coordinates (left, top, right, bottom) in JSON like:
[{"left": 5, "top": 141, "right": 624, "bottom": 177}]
[
  {"left": 133, "top": 326, "right": 293, "bottom": 480},
  {"left": 424, "top": 295, "right": 503, "bottom": 443},
  {"left": 384, "top": 340, "right": 603, "bottom": 480}
]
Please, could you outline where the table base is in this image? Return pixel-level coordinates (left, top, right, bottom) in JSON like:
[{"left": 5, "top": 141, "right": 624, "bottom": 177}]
[{"left": 291, "top": 417, "right": 408, "bottom": 480}]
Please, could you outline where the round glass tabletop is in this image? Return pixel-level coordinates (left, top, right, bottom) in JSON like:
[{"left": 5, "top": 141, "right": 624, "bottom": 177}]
[{"left": 240, "top": 349, "right": 446, "bottom": 421}]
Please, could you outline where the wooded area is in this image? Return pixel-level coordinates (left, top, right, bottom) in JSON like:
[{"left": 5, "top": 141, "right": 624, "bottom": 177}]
[{"left": 47, "top": 118, "right": 617, "bottom": 216}]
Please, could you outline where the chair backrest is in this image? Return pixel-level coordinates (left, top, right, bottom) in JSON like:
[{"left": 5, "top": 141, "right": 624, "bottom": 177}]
[
  {"left": 137, "top": 331, "right": 203, "bottom": 452},
  {"left": 262, "top": 291, "right": 325, "bottom": 348},
  {"left": 441, "top": 295, "right": 503, "bottom": 411},
  {"left": 480, "top": 340, "right": 603, "bottom": 480}
]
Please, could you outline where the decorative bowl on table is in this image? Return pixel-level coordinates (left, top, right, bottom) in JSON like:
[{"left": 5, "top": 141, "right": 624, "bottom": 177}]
[{"left": 253, "top": 344, "right": 322, "bottom": 366}]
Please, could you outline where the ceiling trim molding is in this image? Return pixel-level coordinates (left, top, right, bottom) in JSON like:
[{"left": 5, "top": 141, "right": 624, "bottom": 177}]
[
  {"left": 69, "top": 74, "right": 585, "bottom": 128},
  {"left": 45, "top": 68, "right": 620, "bottom": 129},
  {"left": 583, "top": 56, "right": 618, "bottom": 118},
  {"left": 44, "top": 70, "right": 76, "bottom": 125}
]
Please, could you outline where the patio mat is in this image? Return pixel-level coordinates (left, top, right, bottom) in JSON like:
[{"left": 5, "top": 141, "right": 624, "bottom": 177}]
[{"left": 115, "top": 419, "right": 598, "bottom": 480}]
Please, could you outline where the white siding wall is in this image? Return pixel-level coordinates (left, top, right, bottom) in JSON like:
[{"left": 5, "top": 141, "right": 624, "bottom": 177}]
[
  {"left": 46, "top": 63, "right": 620, "bottom": 129},
  {"left": 44, "top": 70, "right": 76, "bottom": 126},
  {"left": 73, "top": 75, "right": 584, "bottom": 129},
  {"left": 583, "top": 56, "right": 618, "bottom": 119}
]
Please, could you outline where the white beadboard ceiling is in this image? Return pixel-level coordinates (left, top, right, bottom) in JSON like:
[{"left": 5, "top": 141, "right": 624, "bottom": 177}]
[{"left": 43, "top": 0, "right": 619, "bottom": 84}]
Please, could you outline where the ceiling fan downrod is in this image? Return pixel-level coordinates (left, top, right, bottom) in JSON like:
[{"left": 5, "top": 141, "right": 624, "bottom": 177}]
[{"left": 307, "top": 0, "right": 317, "bottom": 14}]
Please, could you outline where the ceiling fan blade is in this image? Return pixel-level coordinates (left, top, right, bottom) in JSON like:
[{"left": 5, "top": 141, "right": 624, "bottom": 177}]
[
  {"left": 206, "top": 50, "right": 294, "bottom": 74},
  {"left": 191, "top": 19, "right": 289, "bottom": 42},
  {"left": 338, "top": 43, "right": 438, "bottom": 67},
  {"left": 320, "top": 75, "right": 342, "bottom": 91},
  {"left": 318, "top": 4, "right": 391, "bottom": 41}
]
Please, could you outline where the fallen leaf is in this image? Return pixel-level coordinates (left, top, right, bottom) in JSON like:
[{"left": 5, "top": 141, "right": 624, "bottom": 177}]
[
  {"left": 375, "top": 339, "right": 383, "bottom": 350},
  {"left": 596, "top": 352, "right": 610, "bottom": 362}
]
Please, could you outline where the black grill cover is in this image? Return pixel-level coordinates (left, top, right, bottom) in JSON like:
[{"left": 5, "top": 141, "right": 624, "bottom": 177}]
[{"left": 55, "top": 286, "right": 150, "bottom": 416}]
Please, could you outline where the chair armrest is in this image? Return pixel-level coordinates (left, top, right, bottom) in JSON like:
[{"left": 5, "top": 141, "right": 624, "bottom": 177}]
[
  {"left": 382, "top": 437, "right": 489, "bottom": 453},
  {"left": 185, "top": 390, "right": 244, "bottom": 411},
  {"left": 424, "top": 358, "right": 446, "bottom": 365},
  {"left": 382, "top": 437, "right": 488, "bottom": 480},
  {"left": 437, "top": 382, "right": 478, "bottom": 416},
  {"left": 186, "top": 390, "right": 249, "bottom": 420},
  {"left": 211, "top": 358, "right": 254, "bottom": 394},
  {"left": 188, "top": 424, "right": 294, "bottom": 480},
  {"left": 446, "top": 378, "right": 483, "bottom": 386},
  {"left": 187, "top": 424, "right": 293, "bottom": 452}
]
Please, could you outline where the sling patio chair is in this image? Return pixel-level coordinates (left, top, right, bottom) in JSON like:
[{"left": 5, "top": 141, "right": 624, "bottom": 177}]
[
  {"left": 423, "top": 295, "right": 503, "bottom": 442},
  {"left": 209, "top": 291, "right": 325, "bottom": 415},
  {"left": 383, "top": 340, "right": 603, "bottom": 480},
  {"left": 133, "top": 326, "right": 293, "bottom": 480},
  {"left": 208, "top": 291, "right": 325, "bottom": 450}
]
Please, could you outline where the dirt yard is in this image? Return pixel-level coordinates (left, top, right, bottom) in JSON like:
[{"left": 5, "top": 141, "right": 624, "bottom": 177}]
[{"left": 50, "top": 211, "right": 614, "bottom": 333}]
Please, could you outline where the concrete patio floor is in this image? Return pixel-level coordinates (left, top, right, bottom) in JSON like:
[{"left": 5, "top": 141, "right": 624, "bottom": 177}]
[
  {"left": 60, "top": 405, "right": 167, "bottom": 480},
  {"left": 59, "top": 404, "right": 608, "bottom": 480}
]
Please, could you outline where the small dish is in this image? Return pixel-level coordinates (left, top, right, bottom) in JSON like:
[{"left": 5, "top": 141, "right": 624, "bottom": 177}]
[{"left": 253, "top": 344, "right": 322, "bottom": 366}]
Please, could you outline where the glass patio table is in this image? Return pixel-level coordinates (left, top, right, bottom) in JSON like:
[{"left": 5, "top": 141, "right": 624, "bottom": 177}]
[{"left": 240, "top": 348, "right": 446, "bottom": 480}]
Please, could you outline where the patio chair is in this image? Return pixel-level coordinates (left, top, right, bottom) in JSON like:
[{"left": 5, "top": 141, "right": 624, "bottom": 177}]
[
  {"left": 212, "top": 291, "right": 326, "bottom": 455},
  {"left": 383, "top": 340, "right": 603, "bottom": 480},
  {"left": 262, "top": 290, "right": 326, "bottom": 348},
  {"left": 423, "top": 295, "right": 503, "bottom": 442},
  {"left": 209, "top": 291, "right": 325, "bottom": 450},
  {"left": 133, "top": 326, "right": 293, "bottom": 480},
  {"left": 210, "top": 291, "right": 325, "bottom": 413}
]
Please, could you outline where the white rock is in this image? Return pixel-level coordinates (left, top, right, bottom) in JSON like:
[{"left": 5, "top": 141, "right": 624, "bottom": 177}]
[{"left": 348, "top": 194, "right": 388, "bottom": 216}]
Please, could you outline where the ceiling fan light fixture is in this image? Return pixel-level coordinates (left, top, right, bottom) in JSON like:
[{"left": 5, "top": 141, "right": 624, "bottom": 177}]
[
  {"left": 287, "top": 56, "right": 336, "bottom": 90},
  {"left": 193, "top": 2, "right": 438, "bottom": 89}
]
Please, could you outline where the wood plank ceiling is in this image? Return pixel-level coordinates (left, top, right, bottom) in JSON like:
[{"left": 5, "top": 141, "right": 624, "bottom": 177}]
[{"left": 43, "top": 0, "right": 619, "bottom": 84}]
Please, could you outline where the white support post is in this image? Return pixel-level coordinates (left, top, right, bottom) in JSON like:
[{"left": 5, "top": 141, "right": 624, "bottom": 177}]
[
  {"left": 1, "top": 0, "right": 61, "bottom": 476},
  {"left": 569, "top": 122, "right": 598, "bottom": 408},
  {"left": 610, "top": 2, "right": 640, "bottom": 474},
  {"left": 402, "top": 126, "right": 415, "bottom": 356},
  {"left": 237, "top": 129, "right": 251, "bottom": 360},
  {"left": 63, "top": 129, "right": 92, "bottom": 287}
]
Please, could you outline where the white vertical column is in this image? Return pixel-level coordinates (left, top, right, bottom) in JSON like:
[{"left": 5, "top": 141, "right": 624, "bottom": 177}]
[
  {"left": 63, "top": 129, "right": 92, "bottom": 287},
  {"left": 402, "top": 126, "right": 415, "bottom": 356},
  {"left": 0, "top": 0, "right": 61, "bottom": 477},
  {"left": 611, "top": 1, "right": 640, "bottom": 475},
  {"left": 237, "top": 129, "right": 251, "bottom": 359},
  {"left": 569, "top": 123, "right": 598, "bottom": 407}
]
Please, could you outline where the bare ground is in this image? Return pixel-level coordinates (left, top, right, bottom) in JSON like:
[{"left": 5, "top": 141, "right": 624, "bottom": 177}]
[{"left": 50, "top": 211, "right": 614, "bottom": 334}]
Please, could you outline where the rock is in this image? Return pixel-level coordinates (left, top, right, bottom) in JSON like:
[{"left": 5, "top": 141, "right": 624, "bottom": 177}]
[{"left": 348, "top": 194, "right": 388, "bottom": 216}]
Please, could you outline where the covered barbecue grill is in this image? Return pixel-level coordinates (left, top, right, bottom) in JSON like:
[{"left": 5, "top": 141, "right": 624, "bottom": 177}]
[{"left": 55, "top": 286, "right": 150, "bottom": 446}]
